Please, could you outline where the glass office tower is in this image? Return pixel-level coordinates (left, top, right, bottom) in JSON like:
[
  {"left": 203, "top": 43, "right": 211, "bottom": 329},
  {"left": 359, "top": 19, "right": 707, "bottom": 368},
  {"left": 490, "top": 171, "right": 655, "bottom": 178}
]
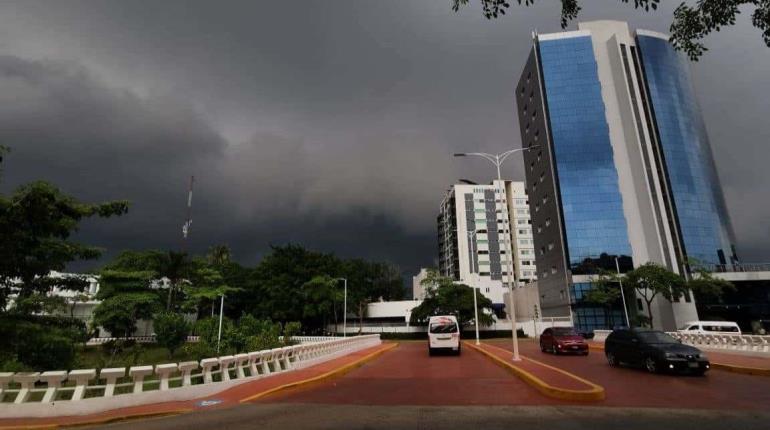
[{"left": 518, "top": 21, "right": 738, "bottom": 331}]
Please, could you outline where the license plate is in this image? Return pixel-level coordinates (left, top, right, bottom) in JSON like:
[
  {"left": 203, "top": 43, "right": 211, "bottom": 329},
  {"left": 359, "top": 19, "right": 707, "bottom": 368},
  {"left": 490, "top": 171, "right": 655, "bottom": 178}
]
[
  {"left": 438, "top": 336, "right": 451, "bottom": 340},
  {"left": 688, "top": 362, "right": 699, "bottom": 368},
  {"left": 571, "top": 346, "right": 578, "bottom": 350}
]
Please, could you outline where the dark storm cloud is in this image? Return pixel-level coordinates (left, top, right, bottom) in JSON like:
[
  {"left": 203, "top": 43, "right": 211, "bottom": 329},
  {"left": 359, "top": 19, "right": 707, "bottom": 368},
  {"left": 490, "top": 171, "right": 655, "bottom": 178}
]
[{"left": 0, "top": 0, "right": 768, "bottom": 274}]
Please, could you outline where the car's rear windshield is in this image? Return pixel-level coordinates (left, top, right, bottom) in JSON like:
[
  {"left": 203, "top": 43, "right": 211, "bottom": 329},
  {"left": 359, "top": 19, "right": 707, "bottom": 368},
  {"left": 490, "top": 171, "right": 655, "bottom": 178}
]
[
  {"left": 637, "top": 331, "right": 678, "bottom": 344},
  {"left": 430, "top": 322, "right": 458, "bottom": 333},
  {"left": 552, "top": 328, "right": 578, "bottom": 336}
]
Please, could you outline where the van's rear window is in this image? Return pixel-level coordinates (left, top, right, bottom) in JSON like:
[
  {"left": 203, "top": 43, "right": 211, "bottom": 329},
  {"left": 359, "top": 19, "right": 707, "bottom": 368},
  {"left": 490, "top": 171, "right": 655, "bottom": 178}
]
[{"left": 430, "top": 322, "right": 458, "bottom": 333}]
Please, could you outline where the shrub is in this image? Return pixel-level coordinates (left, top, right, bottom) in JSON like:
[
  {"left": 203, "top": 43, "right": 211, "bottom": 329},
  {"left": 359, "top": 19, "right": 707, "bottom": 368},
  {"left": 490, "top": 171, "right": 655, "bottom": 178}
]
[
  {"left": 154, "top": 312, "right": 190, "bottom": 357},
  {"left": 283, "top": 321, "right": 301, "bottom": 345},
  {"left": 17, "top": 331, "right": 75, "bottom": 370}
]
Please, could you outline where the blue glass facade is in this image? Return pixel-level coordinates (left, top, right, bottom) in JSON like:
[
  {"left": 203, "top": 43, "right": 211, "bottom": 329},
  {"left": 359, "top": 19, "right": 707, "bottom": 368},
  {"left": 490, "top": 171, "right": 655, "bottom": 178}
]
[
  {"left": 538, "top": 36, "right": 633, "bottom": 273},
  {"left": 636, "top": 35, "right": 736, "bottom": 265}
]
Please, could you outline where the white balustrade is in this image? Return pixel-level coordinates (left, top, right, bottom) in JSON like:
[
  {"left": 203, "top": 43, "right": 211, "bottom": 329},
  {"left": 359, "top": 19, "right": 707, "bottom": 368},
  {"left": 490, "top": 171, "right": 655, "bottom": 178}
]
[
  {"left": 128, "top": 366, "right": 154, "bottom": 393},
  {"left": 0, "top": 334, "right": 382, "bottom": 407},
  {"left": 155, "top": 364, "right": 178, "bottom": 390},
  {"left": 68, "top": 369, "right": 96, "bottom": 401},
  {"left": 12, "top": 372, "right": 39, "bottom": 404},
  {"left": 100, "top": 368, "right": 125, "bottom": 397},
  {"left": 40, "top": 371, "right": 67, "bottom": 402},
  {"left": 664, "top": 332, "right": 770, "bottom": 355},
  {"left": 178, "top": 361, "right": 199, "bottom": 386}
]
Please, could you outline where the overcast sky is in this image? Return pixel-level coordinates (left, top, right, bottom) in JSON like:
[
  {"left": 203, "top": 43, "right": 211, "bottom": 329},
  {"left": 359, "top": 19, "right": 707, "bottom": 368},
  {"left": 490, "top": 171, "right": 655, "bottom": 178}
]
[{"left": 1, "top": 0, "right": 768, "bottom": 277}]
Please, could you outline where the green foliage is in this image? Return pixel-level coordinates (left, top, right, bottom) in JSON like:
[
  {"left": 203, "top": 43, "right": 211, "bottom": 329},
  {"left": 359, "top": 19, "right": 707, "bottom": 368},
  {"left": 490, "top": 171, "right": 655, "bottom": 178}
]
[
  {"left": 235, "top": 244, "right": 403, "bottom": 332},
  {"left": 583, "top": 270, "right": 623, "bottom": 328},
  {"left": 283, "top": 321, "right": 301, "bottom": 344},
  {"left": 0, "top": 180, "right": 128, "bottom": 312},
  {"left": 687, "top": 266, "right": 736, "bottom": 303},
  {"left": 452, "top": 0, "right": 770, "bottom": 60},
  {"left": 410, "top": 270, "right": 495, "bottom": 328},
  {"left": 0, "top": 314, "right": 88, "bottom": 370},
  {"left": 625, "top": 263, "right": 687, "bottom": 329},
  {"left": 93, "top": 292, "right": 161, "bottom": 338},
  {"left": 153, "top": 312, "right": 190, "bottom": 357}
]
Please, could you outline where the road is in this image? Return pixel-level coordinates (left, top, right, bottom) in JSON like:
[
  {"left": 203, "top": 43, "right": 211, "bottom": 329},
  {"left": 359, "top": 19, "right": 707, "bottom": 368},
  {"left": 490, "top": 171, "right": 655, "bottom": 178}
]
[{"left": 91, "top": 341, "right": 770, "bottom": 429}]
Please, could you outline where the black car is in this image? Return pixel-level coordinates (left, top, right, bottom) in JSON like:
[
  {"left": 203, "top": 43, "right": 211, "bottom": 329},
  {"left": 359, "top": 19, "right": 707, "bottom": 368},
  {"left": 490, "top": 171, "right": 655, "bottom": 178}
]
[{"left": 604, "top": 328, "right": 710, "bottom": 375}]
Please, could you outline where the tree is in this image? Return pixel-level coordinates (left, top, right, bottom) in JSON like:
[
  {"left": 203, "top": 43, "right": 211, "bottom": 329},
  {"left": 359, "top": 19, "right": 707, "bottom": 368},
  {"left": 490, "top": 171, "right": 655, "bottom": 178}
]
[
  {"left": 409, "top": 270, "right": 495, "bottom": 328},
  {"left": 624, "top": 263, "right": 687, "bottom": 329},
  {"left": 93, "top": 270, "right": 163, "bottom": 338},
  {"left": 158, "top": 251, "right": 193, "bottom": 311},
  {"left": 583, "top": 270, "right": 623, "bottom": 329},
  {"left": 0, "top": 181, "right": 128, "bottom": 312},
  {"left": 687, "top": 266, "right": 736, "bottom": 303},
  {"left": 153, "top": 312, "right": 190, "bottom": 357},
  {"left": 184, "top": 262, "right": 240, "bottom": 318},
  {"left": 301, "top": 275, "right": 343, "bottom": 332},
  {"left": 451, "top": 0, "right": 770, "bottom": 60}
]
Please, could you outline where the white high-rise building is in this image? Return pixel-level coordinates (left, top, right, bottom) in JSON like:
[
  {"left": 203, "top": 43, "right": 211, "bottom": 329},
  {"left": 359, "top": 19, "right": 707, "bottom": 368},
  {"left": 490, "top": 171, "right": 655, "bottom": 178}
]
[{"left": 437, "top": 180, "right": 536, "bottom": 305}]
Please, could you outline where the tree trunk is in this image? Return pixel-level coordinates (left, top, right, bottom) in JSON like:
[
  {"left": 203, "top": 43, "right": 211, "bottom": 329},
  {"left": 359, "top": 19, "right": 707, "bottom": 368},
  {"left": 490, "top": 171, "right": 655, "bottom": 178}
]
[
  {"left": 358, "top": 302, "right": 364, "bottom": 335},
  {"left": 645, "top": 298, "right": 655, "bottom": 329}
]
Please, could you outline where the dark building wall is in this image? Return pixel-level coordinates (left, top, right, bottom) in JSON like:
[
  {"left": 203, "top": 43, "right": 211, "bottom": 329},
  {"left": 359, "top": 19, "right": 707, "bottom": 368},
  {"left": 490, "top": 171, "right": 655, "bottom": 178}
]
[{"left": 518, "top": 47, "right": 572, "bottom": 317}]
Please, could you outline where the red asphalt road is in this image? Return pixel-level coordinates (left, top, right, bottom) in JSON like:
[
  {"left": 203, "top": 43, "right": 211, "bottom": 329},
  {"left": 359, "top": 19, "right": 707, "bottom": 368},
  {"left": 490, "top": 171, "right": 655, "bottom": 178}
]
[
  {"left": 488, "top": 339, "right": 770, "bottom": 410},
  {"left": 264, "top": 342, "right": 567, "bottom": 406}
]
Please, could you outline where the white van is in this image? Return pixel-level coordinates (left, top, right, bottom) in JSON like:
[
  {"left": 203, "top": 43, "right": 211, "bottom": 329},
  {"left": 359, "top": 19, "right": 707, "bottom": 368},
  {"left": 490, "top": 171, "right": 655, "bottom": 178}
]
[
  {"left": 678, "top": 321, "right": 742, "bottom": 335},
  {"left": 428, "top": 315, "right": 461, "bottom": 356}
]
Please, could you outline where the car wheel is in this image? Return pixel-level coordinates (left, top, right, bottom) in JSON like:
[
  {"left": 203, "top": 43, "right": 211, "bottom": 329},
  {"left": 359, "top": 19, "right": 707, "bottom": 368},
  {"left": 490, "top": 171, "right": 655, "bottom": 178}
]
[
  {"left": 552, "top": 345, "right": 559, "bottom": 355},
  {"left": 644, "top": 357, "right": 658, "bottom": 373},
  {"left": 540, "top": 343, "right": 547, "bottom": 353},
  {"left": 606, "top": 352, "right": 617, "bottom": 367}
]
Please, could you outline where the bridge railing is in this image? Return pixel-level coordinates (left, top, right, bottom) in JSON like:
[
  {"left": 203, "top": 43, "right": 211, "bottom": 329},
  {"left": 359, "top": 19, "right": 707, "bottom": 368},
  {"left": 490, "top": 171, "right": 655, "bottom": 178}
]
[
  {"left": 667, "top": 332, "right": 770, "bottom": 353},
  {"left": 0, "top": 334, "right": 380, "bottom": 409},
  {"left": 591, "top": 330, "right": 770, "bottom": 354}
]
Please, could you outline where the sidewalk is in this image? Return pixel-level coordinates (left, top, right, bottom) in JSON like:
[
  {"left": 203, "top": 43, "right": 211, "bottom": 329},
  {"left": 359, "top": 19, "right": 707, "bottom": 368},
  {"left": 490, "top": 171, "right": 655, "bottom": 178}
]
[
  {"left": 467, "top": 342, "right": 605, "bottom": 401},
  {"left": 0, "top": 343, "right": 396, "bottom": 429}
]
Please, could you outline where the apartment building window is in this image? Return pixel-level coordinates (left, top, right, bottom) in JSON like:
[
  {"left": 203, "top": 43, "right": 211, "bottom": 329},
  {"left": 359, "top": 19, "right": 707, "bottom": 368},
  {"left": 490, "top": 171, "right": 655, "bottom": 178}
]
[
  {"left": 547, "top": 242, "right": 554, "bottom": 251},
  {"left": 534, "top": 203, "right": 539, "bottom": 213},
  {"left": 545, "top": 218, "right": 551, "bottom": 227},
  {"left": 478, "top": 250, "right": 489, "bottom": 255},
  {"left": 539, "top": 172, "right": 545, "bottom": 183},
  {"left": 537, "top": 225, "right": 542, "bottom": 234},
  {"left": 517, "top": 208, "right": 528, "bottom": 215},
  {"left": 539, "top": 247, "right": 545, "bottom": 256},
  {"left": 551, "top": 266, "right": 557, "bottom": 274},
  {"left": 534, "top": 129, "right": 540, "bottom": 141},
  {"left": 542, "top": 194, "right": 549, "bottom": 204},
  {"left": 521, "top": 260, "right": 532, "bottom": 265},
  {"left": 537, "top": 151, "right": 542, "bottom": 162}
]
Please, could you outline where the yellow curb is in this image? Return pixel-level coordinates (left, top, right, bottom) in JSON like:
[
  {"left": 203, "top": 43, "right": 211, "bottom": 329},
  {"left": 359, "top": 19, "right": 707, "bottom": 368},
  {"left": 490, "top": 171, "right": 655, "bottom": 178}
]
[
  {"left": 711, "top": 362, "right": 770, "bottom": 377},
  {"left": 0, "top": 410, "right": 192, "bottom": 430},
  {"left": 466, "top": 342, "right": 605, "bottom": 402},
  {"left": 239, "top": 342, "right": 398, "bottom": 403}
]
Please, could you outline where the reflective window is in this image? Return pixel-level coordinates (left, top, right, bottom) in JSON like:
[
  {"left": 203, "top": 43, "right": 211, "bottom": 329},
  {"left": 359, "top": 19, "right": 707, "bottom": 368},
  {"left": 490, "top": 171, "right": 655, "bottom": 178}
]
[
  {"left": 538, "top": 36, "right": 633, "bottom": 274},
  {"left": 637, "top": 35, "right": 737, "bottom": 265}
]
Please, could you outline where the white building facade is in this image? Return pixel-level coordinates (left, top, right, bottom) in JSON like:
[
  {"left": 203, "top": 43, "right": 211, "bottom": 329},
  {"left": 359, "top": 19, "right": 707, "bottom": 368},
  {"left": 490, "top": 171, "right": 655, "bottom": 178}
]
[{"left": 437, "top": 180, "right": 537, "bottom": 306}]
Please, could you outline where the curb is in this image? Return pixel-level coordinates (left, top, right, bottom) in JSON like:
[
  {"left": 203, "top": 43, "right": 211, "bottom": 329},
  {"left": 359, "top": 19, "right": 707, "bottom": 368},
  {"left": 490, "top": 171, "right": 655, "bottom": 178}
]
[
  {"left": 239, "top": 342, "right": 398, "bottom": 403},
  {"left": 0, "top": 410, "right": 192, "bottom": 430},
  {"left": 466, "top": 342, "right": 605, "bottom": 402},
  {"left": 711, "top": 362, "right": 770, "bottom": 377}
]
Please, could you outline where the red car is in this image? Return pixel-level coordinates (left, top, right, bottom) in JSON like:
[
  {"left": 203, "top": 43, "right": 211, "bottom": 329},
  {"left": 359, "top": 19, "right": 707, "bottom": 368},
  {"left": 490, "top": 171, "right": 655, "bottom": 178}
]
[{"left": 540, "top": 327, "right": 589, "bottom": 355}]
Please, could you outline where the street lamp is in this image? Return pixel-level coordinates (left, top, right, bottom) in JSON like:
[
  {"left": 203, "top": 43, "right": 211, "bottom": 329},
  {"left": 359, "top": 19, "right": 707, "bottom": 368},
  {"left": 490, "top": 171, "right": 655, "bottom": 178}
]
[
  {"left": 467, "top": 230, "right": 481, "bottom": 345},
  {"left": 615, "top": 257, "right": 631, "bottom": 328},
  {"left": 336, "top": 278, "right": 348, "bottom": 337},
  {"left": 216, "top": 294, "right": 225, "bottom": 353},
  {"left": 454, "top": 146, "right": 538, "bottom": 361}
]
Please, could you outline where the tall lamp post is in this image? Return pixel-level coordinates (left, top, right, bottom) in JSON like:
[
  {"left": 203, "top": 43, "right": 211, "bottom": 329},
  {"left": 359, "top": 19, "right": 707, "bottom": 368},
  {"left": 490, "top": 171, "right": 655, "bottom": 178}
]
[
  {"left": 467, "top": 230, "right": 481, "bottom": 345},
  {"left": 454, "top": 147, "right": 538, "bottom": 361},
  {"left": 615, "top": 257, "right": 631, "bottom": 328}
]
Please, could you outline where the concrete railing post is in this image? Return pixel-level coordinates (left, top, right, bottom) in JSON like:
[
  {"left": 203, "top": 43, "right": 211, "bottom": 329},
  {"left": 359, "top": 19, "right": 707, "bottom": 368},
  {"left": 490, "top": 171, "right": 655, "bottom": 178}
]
[
  {"left": 218, "top": 356, "right": 235, "bottom": 381},
  {"left": 247, "top": 352, "right": 261, "bottom": 376},
  {"left": 178, "top": 361, "right": 199, "bottom": 386},
  {"left": 12, "top": 372, "right": 40, "bottom": 404},
  {"left": 0, "top": 372, "right": 13, "bottom": 399},
  {"left": 234, "top": 353, "right": 249, "bottom": 378},
  {"left": 99, "top": 368, "right": 126, "bottom": 397},
  {"left": 200, "top": 358, "right": 219, "bottom": 384},
  {"left": 155, "top": 364, "right": 178, "bottom": 391},
  {"left": 128, "top": 366, "right": 154, "bottom": 393},
  {"left": 40, "top": 371, "right": 68, "bottom": 403},
  {"left": 68, "top": 369, "right": 97, "bottom": 401}
]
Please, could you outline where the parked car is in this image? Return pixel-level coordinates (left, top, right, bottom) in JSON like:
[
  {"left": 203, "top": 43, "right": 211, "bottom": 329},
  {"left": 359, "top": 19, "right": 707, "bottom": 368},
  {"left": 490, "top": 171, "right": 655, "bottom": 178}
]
[
  {"left": 605, "top": 328, "right": 710, "bottom": 375},
  {"left": 539, "top": 327, "right": 589, "bottom": 355},
  {"left": 428, "top": 315, "right": 461, "bottom": 356},
  {"left": 678, "top": 321, "right": 741, "bottom": 335}
]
